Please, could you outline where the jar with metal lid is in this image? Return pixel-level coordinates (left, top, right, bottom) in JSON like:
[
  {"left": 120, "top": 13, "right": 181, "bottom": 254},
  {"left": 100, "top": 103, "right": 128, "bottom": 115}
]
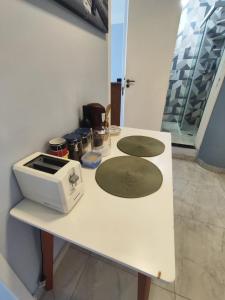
[
  {"left": 75, "top": 128, "right": 93, "bottom": 153},
  {"left": 48, "top": 137, "right": 69, "bottom": 158},
  {"left": 64, "top": 133, "right": 83, "bottom": 161}
]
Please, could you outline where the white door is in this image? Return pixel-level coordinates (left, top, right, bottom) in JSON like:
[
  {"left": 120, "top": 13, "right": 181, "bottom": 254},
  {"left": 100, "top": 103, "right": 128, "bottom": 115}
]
[{"left": 124, "top": 0, "right": 181, "bottom": 131}]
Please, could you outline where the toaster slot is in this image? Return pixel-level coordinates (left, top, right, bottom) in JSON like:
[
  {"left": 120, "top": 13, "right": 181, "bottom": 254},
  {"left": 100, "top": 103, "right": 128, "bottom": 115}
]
[
  {"left": 32, "top": 161, "right": 59, "bottom": 174},
  {"left": 41, "top": 156, "right": 68, "bottom": 168},
  {"left": 25, "top": 154, "right": 69, "bottom": 174}
]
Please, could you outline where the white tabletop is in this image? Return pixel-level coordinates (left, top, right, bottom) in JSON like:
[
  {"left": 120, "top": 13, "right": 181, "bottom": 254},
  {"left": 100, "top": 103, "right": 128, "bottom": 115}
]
[{"left": 10, "top": 128, "right": 175, "bottom": 282}]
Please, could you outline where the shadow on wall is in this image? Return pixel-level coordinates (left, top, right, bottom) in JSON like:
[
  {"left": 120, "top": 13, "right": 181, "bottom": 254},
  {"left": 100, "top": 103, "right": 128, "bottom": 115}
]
[
  {"left": 3, "top": 166, "right": 42, "bottom": 292},
  {"left": 24, "top": 0, "right": 106, "bottom": 39},
  {"left": 6, "top": 218, "right": 41, "bottom": 293}
]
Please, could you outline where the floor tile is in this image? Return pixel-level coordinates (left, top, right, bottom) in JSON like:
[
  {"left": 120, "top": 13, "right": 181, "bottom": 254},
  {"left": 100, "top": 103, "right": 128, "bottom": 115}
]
[
  {"left": 174, "top": 180, "right": 225, "bottom": 227},
  {"left": 217, "top": 172, "right": 225, "bottom": 195},
  {"left": 173, "top": 159, "right": 220, "bottom": 187},
  {"left": 72, "top": 255, "right": 137, "bottom": 300},
  {"left": 176, "top": 257, "right": 225, "bottom": 300},
  {"left": 41, "top": 247, "right": 89, "bottom": 300},
  {"left": 40, "top": 291, "right": 55, "bottom": 300},
  {"left": 175, "top": 295, "right": 190, "bottom": 300},
  {"left": 72, "top": 254, "right": 175, "bottom": 300},
  {"left": 152, "top": 277, "right": 175, "bottom": 293},
  {"left": 149, "top": 284, "right": 175, "bottom": 300},
  {"left": 173, "top": 159, "right": 225, "bottom": 228},
  {"left": 174, "top": 215, "right": 225, "bottom": 300}
]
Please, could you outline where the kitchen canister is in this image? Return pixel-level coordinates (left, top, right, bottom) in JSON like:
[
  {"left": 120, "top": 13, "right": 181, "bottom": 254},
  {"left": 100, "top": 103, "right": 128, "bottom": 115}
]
[
  {"left": 75, "top": 128, "right": 92, "bottom": 154},
  {"left": 48, "top": 137, "right": 69, "bottom": 158},
  {"left": 64, "top": 133, "right": 83, "bottom": 162}
]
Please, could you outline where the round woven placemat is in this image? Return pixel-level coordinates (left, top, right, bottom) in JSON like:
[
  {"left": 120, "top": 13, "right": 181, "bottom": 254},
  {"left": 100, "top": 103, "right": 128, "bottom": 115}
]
[
  {"left": 117, "top": 135, "right": 165, "bottom": 157},
  {"left": 95, "top": 156, "right": 163, "bottom": 198}
]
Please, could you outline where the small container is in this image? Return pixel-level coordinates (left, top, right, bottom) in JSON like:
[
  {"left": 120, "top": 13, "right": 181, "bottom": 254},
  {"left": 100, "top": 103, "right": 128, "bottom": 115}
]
[
  {"left": 92, "top": 127, "right": 111, "bottom": 157},
  {"left": 48, "top": 148, "right": 69, "bottom": 158},
  {"left": 48, "top": 138, "right": 69, "bottom": 158},
  {"left": 49, "top": 137, "right": 67, "bottom": 151},
  {"left": 109, "top": 125, "right": 121, "bottom": 136},
  {"left": 82, "top": 132, "right": 92, "bottom": 153},
  {"left": 75, "top": 128, "right": 93, "bottom": 153},
  {"left": 64, "top": 133, "right": 83, "bottom": 161},
  {"left": 81, "top": 151, "right": 102, "bottom": 169}
]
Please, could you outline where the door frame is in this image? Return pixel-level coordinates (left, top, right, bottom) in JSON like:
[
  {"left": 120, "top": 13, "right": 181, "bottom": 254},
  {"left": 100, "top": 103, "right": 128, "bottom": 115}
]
[
  {"left": 120, "top": 0, "right": 129, "bottom": 126},
  {"left": 110, "top": 0, "right": 129, "bottom": 126},
  {"left": 108, "top": 0, "right": 112, "bottom": 105},
  {"left": 195, "top": 47, "right": 225, "bottom": 150}
]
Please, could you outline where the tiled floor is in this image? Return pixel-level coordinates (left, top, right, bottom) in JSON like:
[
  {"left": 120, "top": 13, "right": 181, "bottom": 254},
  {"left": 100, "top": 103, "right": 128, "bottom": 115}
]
[
  {"left": 162, "top": 121, "right": 196, "bottom": 146},
  {"left": 41, "top": 159, "right": 225, "bottom": 300}
]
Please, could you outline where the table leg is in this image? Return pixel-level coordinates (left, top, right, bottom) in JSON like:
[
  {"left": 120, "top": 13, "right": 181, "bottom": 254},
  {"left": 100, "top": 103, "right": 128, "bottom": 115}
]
[
  {"left": 138, "top": 273, "right": 151, "bottom": 300},
  {"left": 41, "top": 231, "right": 54, "bottom": 291}
]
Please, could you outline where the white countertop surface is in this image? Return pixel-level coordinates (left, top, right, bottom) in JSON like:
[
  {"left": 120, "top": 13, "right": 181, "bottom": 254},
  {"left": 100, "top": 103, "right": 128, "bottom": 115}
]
[{"left": 10, "top": 127, "right": 175, "bottom": 282}]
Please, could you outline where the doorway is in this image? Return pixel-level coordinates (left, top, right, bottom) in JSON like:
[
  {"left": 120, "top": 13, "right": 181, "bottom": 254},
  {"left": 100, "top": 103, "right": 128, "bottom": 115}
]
[
  {"left": 111, "top": 0, "right": 129, "bottom": 126},
  {"left": 111, "top": 0, "right": 181, "bottom": 131},
  {"left": 162, "top": 0, "right": 225, "bottom": 147}
]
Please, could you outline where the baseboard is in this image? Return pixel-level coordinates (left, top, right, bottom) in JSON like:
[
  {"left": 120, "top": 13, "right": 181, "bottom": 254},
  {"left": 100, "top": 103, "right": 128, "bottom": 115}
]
[
  {"left": 33, "top": 242, "right": 70, "bottom": 300},
  {"left": 172, "top": 143, "right": 195, "bottom": 149},
  {"left": 197, "top": 159, "right": 225, "bottom": 173}
]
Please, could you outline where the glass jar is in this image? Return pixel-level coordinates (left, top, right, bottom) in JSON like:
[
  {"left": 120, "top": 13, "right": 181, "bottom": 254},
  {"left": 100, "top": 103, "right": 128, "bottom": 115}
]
[
  {"left": 75, "top": 128, "right": 93, "bottom": 154},
  {"left": 64, "top": 133, "right": 83, "bottom": 161},
  {"left": 92, "top": 127, "right": 111, "bottom": 157}
]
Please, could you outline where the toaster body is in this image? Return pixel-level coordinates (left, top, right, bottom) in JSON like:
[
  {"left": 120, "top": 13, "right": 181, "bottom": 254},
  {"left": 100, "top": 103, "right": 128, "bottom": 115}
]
[{"left": 13, "top": 152, "right": 84, "bottom": 213}]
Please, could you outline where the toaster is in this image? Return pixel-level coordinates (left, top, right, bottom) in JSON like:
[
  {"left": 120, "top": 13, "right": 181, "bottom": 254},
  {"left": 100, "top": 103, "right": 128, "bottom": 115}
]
[{"left": 13, "top": 152, "right": 84, "bottom": 213}]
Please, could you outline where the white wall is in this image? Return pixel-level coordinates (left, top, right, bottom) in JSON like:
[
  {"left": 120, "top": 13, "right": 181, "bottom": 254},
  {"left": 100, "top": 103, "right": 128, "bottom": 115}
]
[{"left": 0, "top": 0, "right": 108, "bottom": 293}]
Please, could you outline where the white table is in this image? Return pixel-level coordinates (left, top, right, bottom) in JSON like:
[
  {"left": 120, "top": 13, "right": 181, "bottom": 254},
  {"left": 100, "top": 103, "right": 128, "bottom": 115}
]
[{"left": 10, "top": 127, "right": 175, "bottom": 300}]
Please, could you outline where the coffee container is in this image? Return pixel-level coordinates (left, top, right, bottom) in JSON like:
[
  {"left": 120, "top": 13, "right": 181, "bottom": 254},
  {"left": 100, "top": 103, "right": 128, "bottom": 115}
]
[
  {"left": 75, "top": 128, "right": 92, "bottom": 154},
  {"left": 64, "top": 133, "right": 83, "bottom": 161},
  {"left": 48, "top": 138, "right": 69, "bottom": 158}
]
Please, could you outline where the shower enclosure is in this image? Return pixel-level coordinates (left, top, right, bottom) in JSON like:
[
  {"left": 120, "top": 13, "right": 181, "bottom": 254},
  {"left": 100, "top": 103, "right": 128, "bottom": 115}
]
[{"left": 162, "top": 0, "right": 225, "bottom": 146}]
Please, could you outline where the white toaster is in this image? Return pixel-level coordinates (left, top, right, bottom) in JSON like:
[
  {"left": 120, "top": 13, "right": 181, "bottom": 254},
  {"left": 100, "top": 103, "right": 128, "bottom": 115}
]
[{"left": 13, "top": 152, "right": 84, "bottom": 213}]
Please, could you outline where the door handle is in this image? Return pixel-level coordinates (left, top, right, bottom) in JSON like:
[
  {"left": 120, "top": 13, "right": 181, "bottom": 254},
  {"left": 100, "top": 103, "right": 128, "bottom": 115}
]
[{"left": 126, "top": 79, "right": 135, "bottom": 88}]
